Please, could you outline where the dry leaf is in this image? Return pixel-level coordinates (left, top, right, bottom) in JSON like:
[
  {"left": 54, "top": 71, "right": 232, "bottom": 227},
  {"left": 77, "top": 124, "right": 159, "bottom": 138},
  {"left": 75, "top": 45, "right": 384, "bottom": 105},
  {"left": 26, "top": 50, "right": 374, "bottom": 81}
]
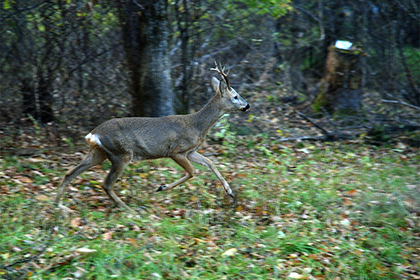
[
  {"left": 131, "top": 224, "right": 141, "bottom": 231},
  {"left": 75, "top": 247, "right": 97, "bottom": 254},
  {"left": 346, "top": 189, "right": 358, "bottom": 196},
  {"left": 71, "top": 218, "right": 82, "bottom": 228},
  {"left": 343, "top": 198, "right": 353, "bottom": 205},
  {"left": 74, "top": 266, "right": 87, "bottom": 278},
  {"left": 288, "top": 272, "right": 304, "bottom": 279},
  {"left": 222, "top": 248, "right": 237, "bottom": 257},
  {"left": 403, "top": 198, "right": 418, "bottom": 209},
  {"left": 395, "top": 142, "right": 407, "bottom": 150},
  {"left": 13, "top": 176, "right": 33, "bottom": 184},
  {"left": 35, "top": 194, "right": 49, "bottom": 201},
  {"left": 20, "top": 176, "right": 33, "bottom": 183},
  {"left": 126, "top": 238, "right": 138, "bottom": 247},
  {"left": 405, "top": 218, "right": 415, "bottom": 227},
  {"left": 32, "top": 170, "right": 45, "bottom": 177},
  {"left": 340, "top": 219, "right": 351, "bottom": 227},
  {"left": 11, "top": 246, "right": 22, "bottom": 252},
  {"left": 57, "top": 204, "right": 75, "bottom": 214},
  {"left": 193, "top": 238, "right": 206, "bottom": 243},
  {"left": 144, "top": 252, "right": 155, "bottom": 261},
  {"left": 150, "top": 273, "right": 162, "bottom": 279},
  {"left": 102, "top": 231, "right": 113, "bottom": 240}
]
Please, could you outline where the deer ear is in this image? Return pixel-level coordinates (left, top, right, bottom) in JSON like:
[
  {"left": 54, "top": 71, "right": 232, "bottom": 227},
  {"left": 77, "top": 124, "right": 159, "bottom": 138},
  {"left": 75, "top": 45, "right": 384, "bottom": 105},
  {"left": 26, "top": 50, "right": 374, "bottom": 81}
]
[{"left": 211, "top": 77, "right": 220, "bottom": 92}]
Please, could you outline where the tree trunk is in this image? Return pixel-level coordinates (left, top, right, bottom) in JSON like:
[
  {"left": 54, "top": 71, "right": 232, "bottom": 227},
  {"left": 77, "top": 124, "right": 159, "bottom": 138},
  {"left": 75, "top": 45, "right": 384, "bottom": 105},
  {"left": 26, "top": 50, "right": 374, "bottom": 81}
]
[
  {"left": 38, "top": 75, "right": 54, "bottom": 123},
  {"left": 116, "top": 0, "right": 174, "bottom": 117},
  {"left": 22, "top": 78, "right": 37, "bottom": 119},
  {"left": 21, "top": 76, "right": 54, "bottom": 123},
  {"left": 313, "top": 45, "right": 366, "bottom": 115}
]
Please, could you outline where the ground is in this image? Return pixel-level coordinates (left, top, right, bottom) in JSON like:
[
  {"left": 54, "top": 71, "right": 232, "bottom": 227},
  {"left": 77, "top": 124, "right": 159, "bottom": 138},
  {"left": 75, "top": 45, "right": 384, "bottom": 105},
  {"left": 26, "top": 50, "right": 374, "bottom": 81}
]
[{"left": 1, "top": 132, "right": 419, "bottom": 279}]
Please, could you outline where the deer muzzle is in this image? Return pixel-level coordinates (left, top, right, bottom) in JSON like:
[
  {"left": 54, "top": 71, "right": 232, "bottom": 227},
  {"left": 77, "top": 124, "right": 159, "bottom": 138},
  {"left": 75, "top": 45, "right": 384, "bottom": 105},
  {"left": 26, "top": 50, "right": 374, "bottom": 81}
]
[{"left": 242, "top": 104, "right": 250, "bottom": 112}]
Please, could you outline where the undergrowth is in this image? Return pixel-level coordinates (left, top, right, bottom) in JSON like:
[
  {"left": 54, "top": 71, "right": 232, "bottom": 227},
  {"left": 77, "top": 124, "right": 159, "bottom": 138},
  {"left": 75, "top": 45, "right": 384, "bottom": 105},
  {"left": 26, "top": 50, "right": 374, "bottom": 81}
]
[{"left": 1, "top": 135, "right": 419, "bottom": 279}]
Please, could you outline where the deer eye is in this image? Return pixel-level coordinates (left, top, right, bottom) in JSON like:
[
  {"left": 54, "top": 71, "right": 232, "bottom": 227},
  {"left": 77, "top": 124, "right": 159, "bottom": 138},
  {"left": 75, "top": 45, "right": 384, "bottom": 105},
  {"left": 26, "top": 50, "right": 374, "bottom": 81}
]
[{"left": 234, "top": 96, "right": 239, "bottom": 100}]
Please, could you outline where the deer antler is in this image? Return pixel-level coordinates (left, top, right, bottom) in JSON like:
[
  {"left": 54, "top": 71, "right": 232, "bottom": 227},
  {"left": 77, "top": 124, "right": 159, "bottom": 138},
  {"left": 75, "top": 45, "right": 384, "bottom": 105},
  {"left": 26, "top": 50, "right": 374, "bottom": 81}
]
[{"left": 210, "top": 61, "right": 231, "bottom": 90}]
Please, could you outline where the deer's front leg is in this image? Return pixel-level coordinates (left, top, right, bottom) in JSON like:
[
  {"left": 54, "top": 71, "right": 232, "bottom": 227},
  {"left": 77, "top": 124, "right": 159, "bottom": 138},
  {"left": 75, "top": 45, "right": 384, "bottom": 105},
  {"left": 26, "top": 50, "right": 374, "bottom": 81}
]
[
  {"left": 156, "top": 154, "right": 194, "bottom": 192},
  {"left": 187, "top": 151, "right": 234, "bottom": 198}
]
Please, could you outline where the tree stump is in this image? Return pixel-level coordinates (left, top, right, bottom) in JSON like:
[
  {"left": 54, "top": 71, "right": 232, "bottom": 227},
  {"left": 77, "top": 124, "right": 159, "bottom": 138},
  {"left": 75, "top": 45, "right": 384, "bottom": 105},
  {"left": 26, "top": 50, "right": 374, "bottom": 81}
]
[{"left": 313, "top": 45, "right": 366, "bottom": 115}]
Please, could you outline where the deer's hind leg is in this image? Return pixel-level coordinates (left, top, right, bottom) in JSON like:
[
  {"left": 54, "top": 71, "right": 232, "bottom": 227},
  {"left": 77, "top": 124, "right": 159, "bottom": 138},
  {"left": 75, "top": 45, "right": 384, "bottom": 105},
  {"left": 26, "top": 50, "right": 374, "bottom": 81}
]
[
  {"left": 102, "top": 154, "right": 134, "bottom": 211},
  {"left": 55, "top": 148, "right": 107, "bottom": 204}
]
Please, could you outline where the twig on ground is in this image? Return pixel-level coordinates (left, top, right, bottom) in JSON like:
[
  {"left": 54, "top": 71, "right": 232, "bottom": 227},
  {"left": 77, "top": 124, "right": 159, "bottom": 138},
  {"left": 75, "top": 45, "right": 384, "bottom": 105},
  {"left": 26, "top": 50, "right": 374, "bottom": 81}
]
[
  {"left": 276, "top": 135, "right": 326, "bottom": 142},
  {"left": 294, "top": 110, "right": 333, "bottom": 140},
  {"left": 382, "top": 99, "right": 420, "bottom": 111}
]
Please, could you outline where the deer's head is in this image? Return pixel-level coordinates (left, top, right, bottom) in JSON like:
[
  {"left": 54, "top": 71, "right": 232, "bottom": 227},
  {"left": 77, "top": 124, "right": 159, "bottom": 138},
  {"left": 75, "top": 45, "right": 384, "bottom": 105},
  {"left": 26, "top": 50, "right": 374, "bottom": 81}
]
[{"left": 211, "top": 62, "right": 250, "bottom": 113}]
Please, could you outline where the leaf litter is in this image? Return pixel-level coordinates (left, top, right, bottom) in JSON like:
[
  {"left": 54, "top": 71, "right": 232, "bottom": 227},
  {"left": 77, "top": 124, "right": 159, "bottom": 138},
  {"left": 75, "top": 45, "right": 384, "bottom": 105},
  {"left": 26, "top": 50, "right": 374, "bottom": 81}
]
[{"left": 1, "top": 132, "right": 419, "bottom": 279}]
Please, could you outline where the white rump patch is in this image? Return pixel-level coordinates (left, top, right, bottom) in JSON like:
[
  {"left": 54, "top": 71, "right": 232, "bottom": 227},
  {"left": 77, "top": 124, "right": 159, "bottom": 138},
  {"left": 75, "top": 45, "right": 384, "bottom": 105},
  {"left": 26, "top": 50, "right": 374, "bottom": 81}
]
[{"left": 85, "top": 133, "right": 102, "bottom": 146}]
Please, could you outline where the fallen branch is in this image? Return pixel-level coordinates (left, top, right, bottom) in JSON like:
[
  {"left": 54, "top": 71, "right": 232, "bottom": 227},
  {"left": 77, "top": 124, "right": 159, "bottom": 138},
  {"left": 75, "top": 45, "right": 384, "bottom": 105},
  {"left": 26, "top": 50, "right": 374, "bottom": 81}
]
[
  {"left": 294, "top": 110, "right": 334, "bottom": 140},
  {"left": 277, "top": 135, "right": 326, "bottom": 142},
  {"left": 277, "top": 132, "right": 359, "bottom": 142},
  {"left": 382, "top": 99, "right": 420, "bottom": 110}
]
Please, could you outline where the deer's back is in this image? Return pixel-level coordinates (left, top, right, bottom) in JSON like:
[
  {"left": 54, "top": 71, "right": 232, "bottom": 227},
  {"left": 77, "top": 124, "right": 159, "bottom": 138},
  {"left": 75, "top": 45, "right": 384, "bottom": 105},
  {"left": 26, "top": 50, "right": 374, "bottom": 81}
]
[{"left": 88, "top": 117, "right": 201, "bottom": 159}]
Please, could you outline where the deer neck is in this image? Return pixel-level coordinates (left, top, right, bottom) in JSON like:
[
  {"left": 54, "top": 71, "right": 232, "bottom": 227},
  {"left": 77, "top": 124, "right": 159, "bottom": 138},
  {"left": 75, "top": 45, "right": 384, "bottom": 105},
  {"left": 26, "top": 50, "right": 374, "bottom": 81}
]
[{"left": 193, "top": 93, "right": 224, "bottom": 136}]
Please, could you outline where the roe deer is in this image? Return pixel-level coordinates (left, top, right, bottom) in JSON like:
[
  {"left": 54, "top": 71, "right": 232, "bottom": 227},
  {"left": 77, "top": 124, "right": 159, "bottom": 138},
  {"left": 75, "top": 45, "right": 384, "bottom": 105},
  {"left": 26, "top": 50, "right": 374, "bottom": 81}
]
[{"left": 55, "top": 62, "right": 250, "bottom": 212}]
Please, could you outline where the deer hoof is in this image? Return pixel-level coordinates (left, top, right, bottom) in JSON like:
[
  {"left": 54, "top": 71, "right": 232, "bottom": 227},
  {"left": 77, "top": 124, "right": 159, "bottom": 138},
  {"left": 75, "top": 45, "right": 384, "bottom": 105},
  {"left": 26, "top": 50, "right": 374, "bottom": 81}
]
[{"left": 156, "top": 185, "right": 166, "bottom": 192}]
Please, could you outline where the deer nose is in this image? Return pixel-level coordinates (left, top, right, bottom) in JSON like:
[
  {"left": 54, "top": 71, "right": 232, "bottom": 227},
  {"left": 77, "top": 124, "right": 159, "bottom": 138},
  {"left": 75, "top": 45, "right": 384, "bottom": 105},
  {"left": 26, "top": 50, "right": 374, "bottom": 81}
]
[{"left": 242, "top": 104, "right": 250, "bottom": 111}]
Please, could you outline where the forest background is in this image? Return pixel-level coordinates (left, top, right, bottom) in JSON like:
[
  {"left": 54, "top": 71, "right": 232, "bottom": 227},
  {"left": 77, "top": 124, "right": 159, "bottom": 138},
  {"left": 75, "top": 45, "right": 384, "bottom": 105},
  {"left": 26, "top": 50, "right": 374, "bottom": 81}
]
[{"left": 1, "top": 0, "right": 419, "bottom": 279}]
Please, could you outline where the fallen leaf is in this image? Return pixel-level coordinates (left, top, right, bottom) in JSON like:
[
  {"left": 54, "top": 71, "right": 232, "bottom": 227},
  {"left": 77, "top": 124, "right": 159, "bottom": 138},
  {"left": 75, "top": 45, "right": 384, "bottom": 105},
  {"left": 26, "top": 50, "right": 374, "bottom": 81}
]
[
  {"left": 131, "top": 224, "right": 141, "bottom": 231},
  {"left": 32, "top": 170, "right": 45, "bottom": 177},
  {"left": 57, "top": 204, "right": 75, "bottom": 214},
  {"left": 11, "top": 246, "right": 22, "bottom": 252},
  {"left": 288, "top": 272, "right": 304, "bottom": 279},
  {"left": 21, "top": 176, "right": 33, "bottom": 183},
  {"left": 28, "top": 157, "right": 45, "bottom": 163},
  {"left": 73, "top": 266, "right": 87, "bottom": 278},
  {"left": 13, "top": 176, "right": 33, "bottom": 184},
  {"left": 340, "top": 219, "right": 351, "bottom": 227},
  {"left": 71, "top": 218, "right": 82, "bottom": 228},
  {"left": 126, "top": 238, "right": 138, "bottom": 247},
  {"left": 35, "top": 194, "right": 49, "bottom": 201},
  {"left": 193, "top": 238, "right": 206, "bottom": 243},
  {"left": 1, "top": 253, "right": 10, "bottom": 259},
  {"left": 343, "top": 198, "right": 353, "bottom": 205},
  {"left": 222, "top": 248, "right": 237, "bottom": 257},
  {"left": 395, "top": 142, "right": 407, "bottom": 150},
  {"left": 405, "top": 218, "right": 415, "bottom": 227},
  {"left": 144, "top": 252, "right": 155, "bottom": 261},
  {"left": 150, "top": 272, "right": 162, "bottom": 279},
  {"left": 403, "top": 198, "right": 418, "bottom": 209},
  {"left": 102, "top": 231, "right": 113, "bottom": 240},
  {"left": 346, "top": 189, "right": 358, "bottom": 196},
  {"left": 75, "top": 247, "right": 97, "bottom": 254}
]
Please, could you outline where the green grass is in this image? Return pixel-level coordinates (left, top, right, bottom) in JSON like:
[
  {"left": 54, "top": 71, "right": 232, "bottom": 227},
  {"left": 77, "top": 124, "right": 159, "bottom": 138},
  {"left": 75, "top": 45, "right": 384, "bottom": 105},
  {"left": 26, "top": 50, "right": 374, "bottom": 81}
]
[{"left": 1, "top": 140, "right": 419, "bottom": 279}]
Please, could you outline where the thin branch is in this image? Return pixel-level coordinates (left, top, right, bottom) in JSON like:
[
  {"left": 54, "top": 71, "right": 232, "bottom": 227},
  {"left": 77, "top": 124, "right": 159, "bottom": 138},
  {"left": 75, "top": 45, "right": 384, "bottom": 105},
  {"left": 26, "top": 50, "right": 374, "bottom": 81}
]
[
  {"left": 292, "top": 3, "right": 325, "bottom": 41},
  {"left": 382, "top": 99, "right": 420, "bottom": 111},
  {"left": 277, "top": 135, "right": 325, "bottom": 142},
  {"left": 393, "top": 0, "right": 420, "bottom": 20},
  {"left": 67, "top": 43, "right": 122, "bottom": 76},
  {"left": 294, "top": 110, "right": 332, "bottom": 138},
  {"left": 0, "top": 227, "right": 55, "bottom": 271}
]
